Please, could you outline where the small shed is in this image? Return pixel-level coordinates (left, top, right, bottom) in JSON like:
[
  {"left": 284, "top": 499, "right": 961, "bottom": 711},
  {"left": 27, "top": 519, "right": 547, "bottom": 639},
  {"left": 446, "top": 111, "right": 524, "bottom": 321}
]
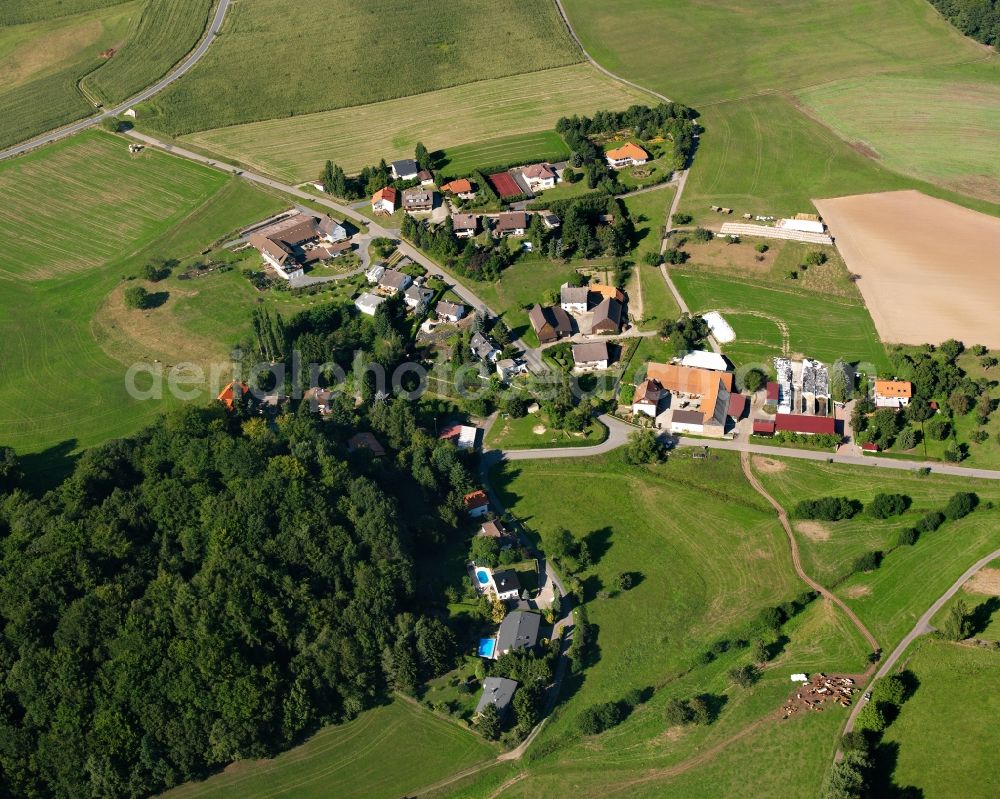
[{"left": 753, "top": 419, "right": 776, "bottom": 436}]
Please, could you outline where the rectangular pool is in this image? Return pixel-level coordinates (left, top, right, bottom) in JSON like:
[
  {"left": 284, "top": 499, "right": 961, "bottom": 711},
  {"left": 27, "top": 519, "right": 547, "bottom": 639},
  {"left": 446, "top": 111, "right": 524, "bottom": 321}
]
[{"left": 478, "top": 638, "right": 496, "bottom": 658}]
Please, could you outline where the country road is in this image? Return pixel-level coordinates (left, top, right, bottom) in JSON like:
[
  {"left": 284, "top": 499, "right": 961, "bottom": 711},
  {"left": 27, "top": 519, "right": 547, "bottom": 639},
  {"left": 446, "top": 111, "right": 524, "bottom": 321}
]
[{"left": 0, "top": 0, "right": 232, "bottom": 161}]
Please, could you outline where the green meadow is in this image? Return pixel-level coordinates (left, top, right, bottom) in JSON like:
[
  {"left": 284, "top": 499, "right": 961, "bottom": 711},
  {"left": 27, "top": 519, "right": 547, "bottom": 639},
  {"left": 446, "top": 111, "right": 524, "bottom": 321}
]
[
  {"left": 0, "top": 131, "right": 287, "bottom": 483},
  {"left": 669, "top": 270, "right": 889, "bottom": 371},
  {"left": 621, "top": 186, "right": 680, "bottom": 329},
  {"left": 561, "top": 0, "right": 1000, "bottom": 219},
  {"left": 160, "top": 699, "right": 496, "bottom": 799},
  {"left": 880, "top": 639, "right": 1000, "bottom": 798},
  {"left": 754, "top": 457, "right": 1000, "bottom": 647},
  {"left": 475, "top": 450, "right": 870, "bottom": 798}
]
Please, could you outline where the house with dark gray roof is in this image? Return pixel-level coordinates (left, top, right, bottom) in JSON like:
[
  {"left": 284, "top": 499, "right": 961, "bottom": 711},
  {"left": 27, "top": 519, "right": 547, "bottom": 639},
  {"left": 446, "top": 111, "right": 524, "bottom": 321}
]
[
  {"left": 491, "top": 569, "right": 522, "bottom": 601},
  {"left": 470, "top": 331, "right": 498, "bottom": 362},
  {"left": 390, "top": 159, "right": 419, "bottom": 180},
  {"left": 496, "top": 610, "right": 541, "bottom": 655},
  {"left": 475, "top": 677, "right": 518, "bottom": 718}
]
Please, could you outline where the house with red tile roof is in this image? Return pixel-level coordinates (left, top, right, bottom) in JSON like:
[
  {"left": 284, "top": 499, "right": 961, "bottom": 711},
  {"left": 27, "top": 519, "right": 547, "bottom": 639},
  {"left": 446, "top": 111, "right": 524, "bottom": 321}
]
[
  {"left": 217, "top": 381, "right": 251, "bottom": 411},
  {"left": 464, "top": 490, "right": 490, "bottom": 518},
  {"left": 371, "top": 187, "right": 398, "bottom": 215},
  {"left": 775, "top": 413, "right": 837, "bottom": 436}
]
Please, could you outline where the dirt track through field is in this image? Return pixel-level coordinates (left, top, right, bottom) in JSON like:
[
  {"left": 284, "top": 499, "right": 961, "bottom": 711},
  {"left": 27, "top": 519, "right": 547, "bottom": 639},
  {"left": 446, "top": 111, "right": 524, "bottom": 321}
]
[
  {"left": 741, "top": 452, "right": 880, "bottom": 653},
  {"left": 815, "top": 190, "right": 1000, "bottom": 348}
]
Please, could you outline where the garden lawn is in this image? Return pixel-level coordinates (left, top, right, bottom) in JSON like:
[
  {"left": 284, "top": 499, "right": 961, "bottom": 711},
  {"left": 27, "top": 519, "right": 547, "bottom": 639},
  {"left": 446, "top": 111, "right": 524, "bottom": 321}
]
[
  {"left": 146, "top": 0, "right": 584, "bottom": 136},
  {"left": 485, "top": 414, "right": 607, "bottom": 451},
  {"left": 670, "top": 270, "right": 889, "bottom": 371},
  {"left": 159, "top": 698, "right": 496, "bottom": 799},
  {"left": 177, "top": 65, "right": 649, "bottom": 183},
  {"left": 752, "top": 457, "right": 1000, "bottom": 649},
  {"left": 879, "top": 639, "right": 1000, "bottom": 799},
  {"left": 482, "top": 450, "right": 870, "bottom": 798},
  {"left": 0, "top": 2, "right": 137, "bottom": 148},
  {"left": 473, "top": 256, "right": 582, "bottom": 346}
]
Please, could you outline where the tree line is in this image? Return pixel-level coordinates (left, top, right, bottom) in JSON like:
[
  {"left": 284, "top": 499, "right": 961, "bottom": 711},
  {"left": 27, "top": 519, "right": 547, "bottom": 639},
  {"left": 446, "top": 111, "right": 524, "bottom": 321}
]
[
  {"left": 0, "top": 308, "right": 479, "bottom": 797},
  {"left": 928, "top": 0, "right": 1000, "bottom": 47}
]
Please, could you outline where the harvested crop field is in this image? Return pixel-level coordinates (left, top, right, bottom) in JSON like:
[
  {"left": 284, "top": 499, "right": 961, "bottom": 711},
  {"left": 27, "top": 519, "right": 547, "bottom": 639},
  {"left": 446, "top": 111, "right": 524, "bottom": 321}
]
[
  {"left": 815, "top": 191, "right": 1000, "bottom": 348},
  {"left": 180, "top": 64, "right": 653, "bottom": 182}
]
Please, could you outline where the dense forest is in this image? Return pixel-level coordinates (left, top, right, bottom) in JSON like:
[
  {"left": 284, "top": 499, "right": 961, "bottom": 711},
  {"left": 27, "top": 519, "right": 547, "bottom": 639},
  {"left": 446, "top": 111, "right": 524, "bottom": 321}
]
[
  {"left": 929, "top": 0, "right": 1000, "bottom": 47},
  {"left": 0, "top": 392, "right": 472, "bottom": 797}
]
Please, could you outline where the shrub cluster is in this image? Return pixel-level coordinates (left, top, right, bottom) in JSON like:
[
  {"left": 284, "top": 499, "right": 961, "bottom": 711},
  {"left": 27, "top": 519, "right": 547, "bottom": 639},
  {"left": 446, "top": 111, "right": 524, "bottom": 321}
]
[{"left": 794, "top": 496, "right": 862, "bottom": 521}]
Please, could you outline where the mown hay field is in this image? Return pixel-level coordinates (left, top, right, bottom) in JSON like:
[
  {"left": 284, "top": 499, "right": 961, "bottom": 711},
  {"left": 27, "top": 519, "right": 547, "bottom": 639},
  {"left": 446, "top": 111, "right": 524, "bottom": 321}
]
[
  {"left": 180, "top": 64, "right": 652, "bottom": 182},
  {"left": 0, "top": 2, "right": 137, "bottom": 149},
  {"left": 438, "top": 130, "right": 570, "bottom": 179},
  {"left": 146, "top": 0, "right": 583, "bottom": 136},
  {"left": 0, "top": 130, "right": 226, "bottom": 280},
  {"left": 562, "top": 0, "right": 982, "bottom": 105},
  {"left": 796, "top": 63, "right": 1000, "bottom": 204},
  {"left": 81, "top": 0, "right": 213, "bottom": 105},
  {"left": 0, "top": 0, "right": 129, "bottom": 25},
  {"left": 159, "top": 699, "right": 495, "bottom": 799}
]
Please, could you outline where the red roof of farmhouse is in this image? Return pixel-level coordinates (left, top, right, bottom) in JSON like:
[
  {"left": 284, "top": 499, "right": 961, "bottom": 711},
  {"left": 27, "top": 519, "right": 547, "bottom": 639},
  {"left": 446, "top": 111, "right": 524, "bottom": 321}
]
[{"left": 775, "top": 414, "right": 837, "bottom": 435}]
